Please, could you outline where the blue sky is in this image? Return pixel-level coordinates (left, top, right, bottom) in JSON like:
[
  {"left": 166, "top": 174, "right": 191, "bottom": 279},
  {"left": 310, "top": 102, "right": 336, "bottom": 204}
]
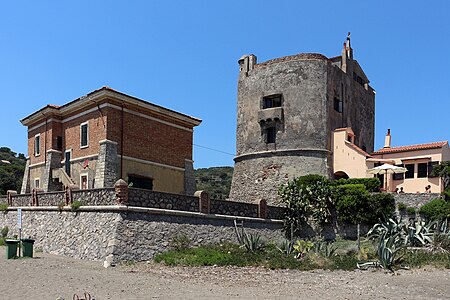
[{"left": 1, "top": 1, "right": 449, "bottom": 168}]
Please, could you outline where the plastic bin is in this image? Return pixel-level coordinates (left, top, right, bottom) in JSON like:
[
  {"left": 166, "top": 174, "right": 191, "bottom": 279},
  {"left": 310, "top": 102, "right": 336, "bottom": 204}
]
[
  {"left": 21, "top": 239, "right": 35, "bottom": 258},
  {"left": 5, "top": 239, "right": 19, "bottom": 259}
]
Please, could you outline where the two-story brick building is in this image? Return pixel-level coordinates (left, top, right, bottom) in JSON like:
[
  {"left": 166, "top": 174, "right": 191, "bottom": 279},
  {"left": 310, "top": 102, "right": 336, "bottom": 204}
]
[{"left": 20, "top": 87, "right": 201, "bottom": 195}]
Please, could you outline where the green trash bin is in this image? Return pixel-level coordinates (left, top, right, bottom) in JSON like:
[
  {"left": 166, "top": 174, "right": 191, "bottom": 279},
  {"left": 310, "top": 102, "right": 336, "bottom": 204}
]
[
  {"left": 5, "top": 239, "right": 19, "bottom": 259},
  {"left": 21, "top": 239, "right": 35, "bottom": 258}
]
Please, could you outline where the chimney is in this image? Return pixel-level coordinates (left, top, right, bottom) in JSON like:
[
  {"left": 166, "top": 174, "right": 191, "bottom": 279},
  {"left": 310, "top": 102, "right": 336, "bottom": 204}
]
[{"left": 384, "top": 129, "right": 391, "bottom": 148}]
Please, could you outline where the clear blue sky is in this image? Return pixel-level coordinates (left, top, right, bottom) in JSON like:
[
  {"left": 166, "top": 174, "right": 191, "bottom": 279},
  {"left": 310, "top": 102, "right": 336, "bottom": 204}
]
[{"left": 1, "top": 1, "right": 449, "bottom": 168}]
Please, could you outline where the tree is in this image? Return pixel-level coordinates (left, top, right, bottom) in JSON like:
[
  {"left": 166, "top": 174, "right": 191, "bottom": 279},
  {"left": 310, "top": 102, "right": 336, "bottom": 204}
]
[
  {"left": 431, "top": 161, "right": 450, "bottom": 199},
  {"left": 0, "top": 147, "right": 26, "bottom": 195}
]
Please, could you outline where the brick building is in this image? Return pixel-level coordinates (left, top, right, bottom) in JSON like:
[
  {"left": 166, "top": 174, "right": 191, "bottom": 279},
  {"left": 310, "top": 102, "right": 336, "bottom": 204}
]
[{"left": 20, "top": 87, "right": 201, "bottom": 195}]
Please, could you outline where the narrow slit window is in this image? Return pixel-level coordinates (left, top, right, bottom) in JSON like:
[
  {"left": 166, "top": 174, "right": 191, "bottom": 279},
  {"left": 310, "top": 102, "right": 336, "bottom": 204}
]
[
  {"left": 266, "top": 127, "right": 276, "bottom": 144},
  {"left": 80, "top": 122, "right": 88, "bottom": 148}
]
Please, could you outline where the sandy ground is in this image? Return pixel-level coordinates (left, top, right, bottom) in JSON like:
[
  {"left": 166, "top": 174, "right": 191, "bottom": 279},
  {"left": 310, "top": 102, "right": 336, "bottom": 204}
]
[{"left": 0, "top": 247, "right": 449, "bottom": 300}]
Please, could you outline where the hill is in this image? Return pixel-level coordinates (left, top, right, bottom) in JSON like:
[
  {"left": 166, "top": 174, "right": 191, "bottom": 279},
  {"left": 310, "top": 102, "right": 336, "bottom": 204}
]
[
  {"left": 194, "top": 166, "right": 233, "bottom": 200},
  {"left": 0, "top": 147, "right": 26, "bottom": 195}
]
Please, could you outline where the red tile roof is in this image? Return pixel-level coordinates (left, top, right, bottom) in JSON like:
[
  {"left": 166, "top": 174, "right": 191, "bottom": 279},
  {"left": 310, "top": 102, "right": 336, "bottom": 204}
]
[
  {"left": 345, "top": 141, "right": 372, "bottom": 157},
  {"left": 255, "top": 53, "right": 329, "bottom": 68},
  {"left": 372, "top": 141, "right": 448, "bottom": 155}
]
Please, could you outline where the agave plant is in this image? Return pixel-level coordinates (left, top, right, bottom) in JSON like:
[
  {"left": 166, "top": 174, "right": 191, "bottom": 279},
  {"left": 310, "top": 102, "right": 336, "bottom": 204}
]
[
  {"left": 406, "top": 220, "right": 435, "bottom": 247},
  {"left": 312, "top": 239, "right": 337, "bottom": 258},
  {"left": 234, "top": 220, "right": 263, "bottom": 253},
  {"left": 276, "top": 239, "right": 296, "bottom": 257}
]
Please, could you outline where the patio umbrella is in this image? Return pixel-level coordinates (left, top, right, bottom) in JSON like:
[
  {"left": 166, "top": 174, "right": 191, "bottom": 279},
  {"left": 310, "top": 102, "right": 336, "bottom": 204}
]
[{"left": 367, "top": 163, "right": 407, "bottom": 191}]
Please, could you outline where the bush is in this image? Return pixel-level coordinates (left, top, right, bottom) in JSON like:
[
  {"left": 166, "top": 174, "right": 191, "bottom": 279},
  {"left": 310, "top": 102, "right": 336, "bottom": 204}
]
[
  {"left": 398, "top": 202, "right": 407, "bottom": 211},
  {"left": 334, "top": 178, "right": 381, "bottom": 192},
  {"left": 369, "top": 193, "right": 395, "bottom": 221},
  {"left": 406, "top": 207, "right": 416, "bottom": 214},
  {"left": 70, "top": 200, "right": 82, "bottom": 211},
  {"left": 419, "top": 198, "right": 450, "bottom": 221},
  {"left": 334, "top": 184, "right": 371, "bottom": 224},
  {"left": 278, "top": 175, "right": 334, "bottom": 236}
]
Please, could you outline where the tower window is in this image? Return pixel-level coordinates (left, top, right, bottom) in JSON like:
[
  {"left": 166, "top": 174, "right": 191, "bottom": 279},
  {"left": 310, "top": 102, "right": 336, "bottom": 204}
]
[
  {"left": 262, "top": 95, "right": 282, "bottom": 109},
  {"left": 128, "top": 174, "right": 153, "bottom": 190},
  {"left": 266, "top": 127, "right": 276, "bottom": 144},
  {"left": 333, "top": 97, "right": 342, "bottom": 113}
]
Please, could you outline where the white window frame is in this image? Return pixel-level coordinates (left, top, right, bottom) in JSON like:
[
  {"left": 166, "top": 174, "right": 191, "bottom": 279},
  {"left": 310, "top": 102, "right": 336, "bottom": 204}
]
[
  {"left": 80, "top": 173, "right": 89, "bottom": 190},
  {"left": 80, "top": 121, "right": 89, "bottom": 149},
  {"left": 34, "top": 134, "right": 41, "bottom": 156},
  {"left": 34, "top": 178, "right": 40, "bottom": 189}
]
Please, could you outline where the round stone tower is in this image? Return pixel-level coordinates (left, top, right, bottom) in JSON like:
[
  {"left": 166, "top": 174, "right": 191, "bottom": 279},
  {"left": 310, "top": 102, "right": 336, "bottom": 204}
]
[{"left": 229, "top": 36, "right": 375, "bottom": 204}]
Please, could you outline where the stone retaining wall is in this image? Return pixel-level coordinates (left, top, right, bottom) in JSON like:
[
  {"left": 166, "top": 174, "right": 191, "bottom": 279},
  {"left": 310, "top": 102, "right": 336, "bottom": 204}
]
[
  {"left": 0, "top": 207, "right": 284, "bottom": 262},
  {"left": 36, "top": 191, "right": 65, "bottom": 206},
  {"left": 393, "top": 193, "right": 440, "bottom": 208}
]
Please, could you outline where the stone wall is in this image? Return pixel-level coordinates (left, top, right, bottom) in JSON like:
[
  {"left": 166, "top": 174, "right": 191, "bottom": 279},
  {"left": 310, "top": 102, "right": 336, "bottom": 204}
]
[
  {"left": 0, "top": 196, "right": 6, "bottom": 204},
  {"left": 128, "top": 188, "right": 199, "bottom": 212},
  {"left": 0, "top": 209, "right": 117, "bottom": 260},
  {"left": 210, "top": 199, "right": 258, "bottom": 217},
  {"left": 0, "top": 207, "right": 284, "bottom": 262},
  {"left": 72, "top": 188, "right": 116, "bottom": 205},
  {"left": 37, "top": 191, "right": 65, "bottom": 206},
  {"left": 393, "top": 193, "right": 440, "bottom": 208},
  {"left": 112, "top": 210, "right": 284, "bottom": 262}
]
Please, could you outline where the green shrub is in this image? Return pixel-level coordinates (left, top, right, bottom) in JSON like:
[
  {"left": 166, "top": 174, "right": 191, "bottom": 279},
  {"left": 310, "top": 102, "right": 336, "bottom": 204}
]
[
  {"left": 369, "top": 193, "right": 395, "bottom": 221},
  {"left": 0, "top": 203, "right": 8, "bottom": 213},
  {"left": 334, "top": 178, "right": 381, "bottom": 192},
  {"left": 398, "top": 202, "right": 407, "bottom": 211},
  {"left": 419, "top": 198, "right": 450, "bottom": 221},
  {"left": 406, "top": 207, "right": 416, "bottom": 214},
  {"left": 1, "top": 226, "right": 8, "bottom": 238},
  {"left": 278, "top": 175, "right": 334, "bottom": 236},
  {"left": 297, "top": 174, "right": 331, "bottom": 187},
  {"left": 70, "top": 200, "right": 82, "bottom": 211},
  {"left": 334, "top": 184, "right": 371, "bottom": 224},
  {"left": 169, "top": 232, "right": 191, "bottom": 251}
]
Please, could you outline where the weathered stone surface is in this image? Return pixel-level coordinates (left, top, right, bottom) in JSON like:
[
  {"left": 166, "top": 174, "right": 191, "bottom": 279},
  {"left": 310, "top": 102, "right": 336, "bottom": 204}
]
[
  {"left": 393, "top": 193, "right": 440, "bottom": 208},
  {"left": 0, "top": 210, "right": 117, "bottom": 260},
  {"left": 230, "top": 51, "right": 375, "bottom": 204},
  {"left": 111, "top": 212, "right": 284, "bottom": 262},
  {"left": 0, "top": 208, "right": 284, "bottom": 262},
  {"left": 94, "top": 140, "right": 118, "bottom": 188}
]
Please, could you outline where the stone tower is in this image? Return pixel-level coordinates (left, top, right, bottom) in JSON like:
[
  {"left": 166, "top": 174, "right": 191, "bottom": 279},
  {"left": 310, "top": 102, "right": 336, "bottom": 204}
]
[{"left": 229, "top": 34, "right": 375, "bottom": 204}]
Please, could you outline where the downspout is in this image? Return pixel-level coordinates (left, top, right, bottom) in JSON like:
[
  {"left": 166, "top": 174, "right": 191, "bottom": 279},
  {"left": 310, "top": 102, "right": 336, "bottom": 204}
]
[
  {"left": 120, "top": 103, "right": 124, "bottom": 179},
  {"left": 44, "top": 116, "right": 48, "bottom": 164}
]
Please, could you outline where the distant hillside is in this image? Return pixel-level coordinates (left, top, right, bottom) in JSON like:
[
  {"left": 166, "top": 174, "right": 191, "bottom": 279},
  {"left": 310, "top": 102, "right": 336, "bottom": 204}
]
[
  {"left": 0, "top": 147, "right": 26, "bottom": 195},
  {"left": 195, "top": 166, "right": 233, "bottom": 200}
]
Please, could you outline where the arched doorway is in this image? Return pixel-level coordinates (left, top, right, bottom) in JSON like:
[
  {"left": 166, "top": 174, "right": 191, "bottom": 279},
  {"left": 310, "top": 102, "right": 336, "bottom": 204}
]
[{"left": 334, "top": 171, "right": 349, "bottom": 180}]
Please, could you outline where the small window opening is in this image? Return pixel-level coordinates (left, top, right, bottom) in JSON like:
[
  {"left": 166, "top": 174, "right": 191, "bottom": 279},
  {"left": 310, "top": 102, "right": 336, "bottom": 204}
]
[
  {"left": 34, "top": 134, "right": 40, "bottom": 156},
  {"left": 80, "top": 122, "right": 88, "bottom": 148},
  {"left": 262, "top": 95, "right": 282, "bottom": 109},
  {"left": 333, "top": 97, "right": 342, "bottom": 113},
  {"left": 56, "top": 136, "right": 63, "bottom": 150},
  {"left": 266, "top": 127, "right": 276, "bottom": 144}
]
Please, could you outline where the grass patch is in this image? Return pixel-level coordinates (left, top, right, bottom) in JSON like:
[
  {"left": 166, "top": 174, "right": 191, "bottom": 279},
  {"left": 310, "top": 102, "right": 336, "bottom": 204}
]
[
  {"left": 154, "top": 242, "right": 362, "bottom": 270},
  {"left": 402, "top": 249, "right": 450, "bottom": 269}
]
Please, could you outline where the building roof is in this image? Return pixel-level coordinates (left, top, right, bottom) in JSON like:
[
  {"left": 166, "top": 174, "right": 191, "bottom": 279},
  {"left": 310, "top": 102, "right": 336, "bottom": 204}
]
[
  {"left": 372, "top": 141, "right": 448, "bottom": 155},
  {"left": 345, "top": 141, "right": 372, "bottom": 158},
  {"left": 255, "top": 53, "right": 329, "bottom": 68},
  {"left": 20, "top": 86, "right": 202, "bottom": 128}
]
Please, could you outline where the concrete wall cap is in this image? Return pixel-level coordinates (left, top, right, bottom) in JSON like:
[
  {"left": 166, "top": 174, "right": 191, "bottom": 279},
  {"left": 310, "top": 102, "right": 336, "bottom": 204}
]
[{"left": 115, "top": 179, "right": 128, "bottom": 187}]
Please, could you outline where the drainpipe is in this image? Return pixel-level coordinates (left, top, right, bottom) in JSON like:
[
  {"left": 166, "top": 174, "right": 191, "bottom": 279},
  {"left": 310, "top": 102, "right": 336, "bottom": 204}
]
[
  {"left": 120, "top": 103, "right": 124, "bottom": 179},
  {"left": 44, "top": 115, "right": 48, "bottom": 164}
]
